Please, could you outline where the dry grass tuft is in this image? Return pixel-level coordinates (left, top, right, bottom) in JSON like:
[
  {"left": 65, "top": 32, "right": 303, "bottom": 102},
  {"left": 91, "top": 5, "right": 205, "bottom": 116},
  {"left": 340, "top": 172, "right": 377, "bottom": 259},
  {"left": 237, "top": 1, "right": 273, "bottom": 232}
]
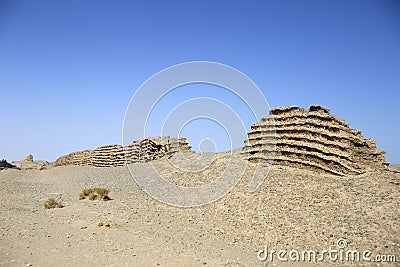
[
  {"left": 44, "top": 198, "right": 64, "bottom": 209},
  {"left": 79, "top": 187, "right": 110, "bottom": 201}
]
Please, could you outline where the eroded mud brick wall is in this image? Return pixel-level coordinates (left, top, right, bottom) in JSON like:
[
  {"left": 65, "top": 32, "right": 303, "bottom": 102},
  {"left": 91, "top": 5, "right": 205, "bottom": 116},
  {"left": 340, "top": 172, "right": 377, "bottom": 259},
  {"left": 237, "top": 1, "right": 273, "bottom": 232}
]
[
  {"left": 53, "top": 150, "right": 93, "bottom": 166},
  {"left": 148, "top": 136, "right": 193, "bottom": 157},
  {"left": 90, "top": 145, "right": 125, "bottom": 167},
  {"left": 54, "top": 136, "right": 192, "bottom": 167},
  {"left": 242, "top": 105, "right": 388, "bottom": 176},
  {"left": 124, "top": 138, "right": 164, "bottom": 163}
]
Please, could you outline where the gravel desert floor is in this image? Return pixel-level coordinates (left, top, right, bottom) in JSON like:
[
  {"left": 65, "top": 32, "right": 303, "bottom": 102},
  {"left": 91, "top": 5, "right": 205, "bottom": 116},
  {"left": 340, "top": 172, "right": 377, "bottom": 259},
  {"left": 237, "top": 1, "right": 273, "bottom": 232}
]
[{"left": 0, "top": 153, "right": 399, "bottom": 266}]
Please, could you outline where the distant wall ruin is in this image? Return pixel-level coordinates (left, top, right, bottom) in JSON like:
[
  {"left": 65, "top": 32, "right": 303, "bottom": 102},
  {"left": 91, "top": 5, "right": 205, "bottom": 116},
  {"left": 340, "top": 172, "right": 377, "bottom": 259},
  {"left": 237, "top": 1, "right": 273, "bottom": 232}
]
[
  {"left": 242, "top": 105, "right": 388, "bottom": 176},
  {"left": 54, "top": 106, "right": 389, "bottom": 176},
  {"left": 53, "top": 136, "right": 192, "bottom": 167}
]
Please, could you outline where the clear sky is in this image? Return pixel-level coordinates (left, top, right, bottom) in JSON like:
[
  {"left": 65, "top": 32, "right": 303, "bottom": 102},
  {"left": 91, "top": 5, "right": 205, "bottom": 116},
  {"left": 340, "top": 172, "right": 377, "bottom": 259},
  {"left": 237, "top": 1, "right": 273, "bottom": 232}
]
[{"left": 0, "top": 0, "right": 399, "bottom": 163}]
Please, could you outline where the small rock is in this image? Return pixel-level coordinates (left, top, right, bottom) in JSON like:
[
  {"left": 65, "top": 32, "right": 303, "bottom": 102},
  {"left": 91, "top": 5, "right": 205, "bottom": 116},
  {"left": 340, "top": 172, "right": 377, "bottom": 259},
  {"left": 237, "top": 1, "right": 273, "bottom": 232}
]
[{"left": 24, "top": 154, "right": 33, "bottom": 162}]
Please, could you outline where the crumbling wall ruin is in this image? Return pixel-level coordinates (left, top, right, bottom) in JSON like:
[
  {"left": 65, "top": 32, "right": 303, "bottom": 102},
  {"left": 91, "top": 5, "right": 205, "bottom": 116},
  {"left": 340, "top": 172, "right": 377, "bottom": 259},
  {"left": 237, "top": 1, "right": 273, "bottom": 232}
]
[
  {"left": 242, "top": 105, "right": 388, "bottom": 176},
  {"left": 124, "top": 137, "right": 191, "bottom": 164},
  {"left": 91, "top": 145, "right": 125, "bottom": 167},
  {"left": 53, "top": 136, "right": 192, "bottom": 167},
  {"left": 53, "top": 150, "right": 93, "bottom": 166}
]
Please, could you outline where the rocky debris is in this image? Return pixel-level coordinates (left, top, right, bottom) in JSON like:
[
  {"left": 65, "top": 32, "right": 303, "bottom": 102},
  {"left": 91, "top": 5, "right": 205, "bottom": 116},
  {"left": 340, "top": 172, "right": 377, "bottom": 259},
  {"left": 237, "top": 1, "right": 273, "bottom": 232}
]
[
  {"left": 53, "top": 136, "right": 193, "bottom": 167},
  {"left": 24, "top": 154, "right": 33, "bottom": 162},
  {"left": 11, "top": 154, "right": 50, "bottom": 170},
  {"left": 242, "top": 105, "right": 389, "bottom": 176},
  {"left": 11, "top": 160, "right": 50, "bottom": 170},
  {"left": 388, "top": 164, "right": 400, "bottom": 173},
  {"left": 0, "top": 159, "right": 18, "bottom": 170}
]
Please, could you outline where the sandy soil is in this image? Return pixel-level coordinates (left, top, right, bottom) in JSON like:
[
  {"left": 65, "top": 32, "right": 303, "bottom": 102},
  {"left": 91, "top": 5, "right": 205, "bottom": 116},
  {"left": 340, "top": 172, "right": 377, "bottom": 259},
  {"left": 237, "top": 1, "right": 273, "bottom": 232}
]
[{"left": 0, "top": 153, "right": 399, "bottom": 266}]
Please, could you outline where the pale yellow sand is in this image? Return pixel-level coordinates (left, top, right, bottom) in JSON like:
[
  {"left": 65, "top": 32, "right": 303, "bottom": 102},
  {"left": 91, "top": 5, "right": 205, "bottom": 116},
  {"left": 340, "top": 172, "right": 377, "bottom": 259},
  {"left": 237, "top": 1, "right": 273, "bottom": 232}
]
[{"left": 0, "top": 154, "right": 399, "bottom": 266}]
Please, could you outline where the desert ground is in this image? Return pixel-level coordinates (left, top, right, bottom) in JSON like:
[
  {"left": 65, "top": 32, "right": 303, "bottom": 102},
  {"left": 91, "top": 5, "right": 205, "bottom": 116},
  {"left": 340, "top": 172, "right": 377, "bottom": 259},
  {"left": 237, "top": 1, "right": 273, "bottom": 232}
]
[{"left": 0, "top": 152, "right": 399, "bottom": 266}]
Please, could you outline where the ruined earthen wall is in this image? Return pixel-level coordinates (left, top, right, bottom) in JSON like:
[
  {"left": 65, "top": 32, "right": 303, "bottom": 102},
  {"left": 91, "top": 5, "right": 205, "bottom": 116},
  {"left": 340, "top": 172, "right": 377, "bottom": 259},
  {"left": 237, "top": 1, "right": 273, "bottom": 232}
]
[
  {"left": 242, "top": 105, "right": 388, "bottom": 176},
  {"left": 90, "top": 145, "right": 125, "bottom": 167},
  {"left": 53, "top": 137, "right": 192, "bottom": 167},
  {"left": 53, "top": 150, "right": 92, "bottom": 166}
]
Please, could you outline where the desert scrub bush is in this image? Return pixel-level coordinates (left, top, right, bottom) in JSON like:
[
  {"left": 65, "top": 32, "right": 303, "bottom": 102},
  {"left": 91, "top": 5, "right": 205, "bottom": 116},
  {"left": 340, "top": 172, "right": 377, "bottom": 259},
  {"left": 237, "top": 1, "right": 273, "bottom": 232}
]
[
  {"left": 79, "top": 187, "right": 110, "bottom": 201},
  {"left": 44, "top": 198, "right": 64, "bottom": 209}
]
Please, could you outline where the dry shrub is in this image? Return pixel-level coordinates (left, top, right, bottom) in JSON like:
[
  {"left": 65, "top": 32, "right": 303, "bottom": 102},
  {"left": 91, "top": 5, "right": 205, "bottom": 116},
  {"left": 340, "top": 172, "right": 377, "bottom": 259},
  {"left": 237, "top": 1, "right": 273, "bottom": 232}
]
[
  {"left": 79, "top": 187, "right": 110, "bottom": 201},
  {"left": 44, "top": 198, "right": 64, "bottom": 209}
]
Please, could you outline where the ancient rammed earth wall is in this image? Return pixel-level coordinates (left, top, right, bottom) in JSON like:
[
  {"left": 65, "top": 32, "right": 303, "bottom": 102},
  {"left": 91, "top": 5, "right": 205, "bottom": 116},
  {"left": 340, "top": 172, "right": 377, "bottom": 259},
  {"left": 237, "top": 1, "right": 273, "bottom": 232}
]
[
  {"left": 55, "top": 106, "right": 388, "bottom": 175},
  {"left": 242, "top": 105, "right": 388, "bottom": 176},
  {"left": 53, "top": 136, "right": 192, "bottom": 167}
]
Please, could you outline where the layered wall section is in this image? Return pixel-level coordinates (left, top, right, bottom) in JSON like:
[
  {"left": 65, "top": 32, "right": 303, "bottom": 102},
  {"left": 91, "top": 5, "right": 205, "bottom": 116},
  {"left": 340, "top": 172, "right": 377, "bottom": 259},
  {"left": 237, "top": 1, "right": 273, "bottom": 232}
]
[
  {"left": 148, "top": 136, "right": 193, "bottom": 157},
  {"left": 124, "top": 138, "right": 164, "bottom": 164},
  {"left": 53, "top": 136, "right": 193, "bottom": 167},
  {"left": 242, "top": 105, "right": 388, "bottom": 176},
  {"left": 124, "top": 136, "right": 192, "bottom": 164},
  {"left": 53, "top": 150, "right": 93, "bottom": 166},
  {"left": 91, "top": 145, "right": 125, "bottom": 167}
]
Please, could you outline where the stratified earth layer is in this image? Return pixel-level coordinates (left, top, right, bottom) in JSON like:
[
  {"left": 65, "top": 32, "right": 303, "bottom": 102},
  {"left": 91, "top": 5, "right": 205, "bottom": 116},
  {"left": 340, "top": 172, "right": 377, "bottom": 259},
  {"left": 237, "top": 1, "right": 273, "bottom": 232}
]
[{"left": 243, "top": 105, "right": 388, "bottom": 176}]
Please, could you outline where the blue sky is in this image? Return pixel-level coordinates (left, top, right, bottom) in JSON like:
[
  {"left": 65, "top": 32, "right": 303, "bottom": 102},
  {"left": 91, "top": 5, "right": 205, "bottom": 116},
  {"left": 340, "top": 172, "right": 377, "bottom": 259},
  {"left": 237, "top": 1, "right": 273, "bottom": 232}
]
[{"left": 0, "top": 0, "right": 399, "bottom": 163}]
